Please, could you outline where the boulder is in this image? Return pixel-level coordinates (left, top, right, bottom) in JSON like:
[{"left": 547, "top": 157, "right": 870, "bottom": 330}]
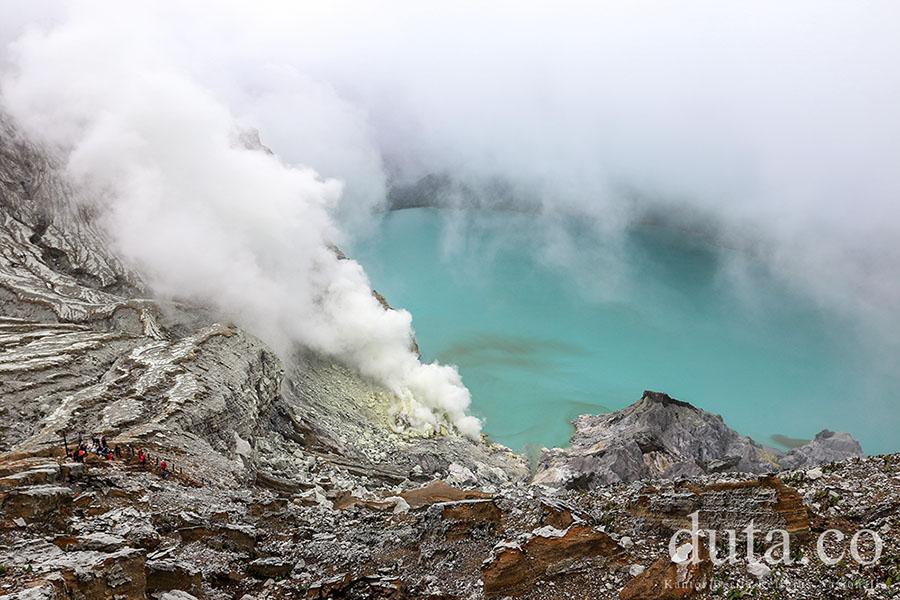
[
  {"left": 146, "top": 558, "right": 203, "bottom": 598},
  {"left": 247, "top": 557, "right": 293, "bottom": 579},
  {"left": 429, "top": 498, "right": 502, "bottom": 539},
  {"left": 58, "top": 463, "right": 84, "bottom": 481},
  {"left": 177, "top": 524, "right": 256, "bottom": 553},
  {"left": 399, "top": 480, "right": 492, "bottom": 510},
  {"left": 445, "top": 462, "right": 477, "bottom": 487},
  {"left": 747, "top": 561, "right": 771, "bottom": 581},
  {"left": 306, "top": 573, "right": 352, "bottom": 599},
  {"left": 218, "top": 524, "right": 258, "bottom": 552},
  {"left": 539, "top": 497, "right": 590, "bottom": 529},
  {"left": 248, "top": 498, "right": 288, "bottom": 517},
  {"left": 52, "top": 532, "right": 126, "bottom": 552},
  {"left": 0, "top": 583, "right": 58, "bottom": 599},
  {"left": 482, "top": 523, "right": 624, "bottom": 597},
  {"left": 778, "top": 430, "right": 863, "bottom": 470},
  {"left": 7, "top": 540, "right": 146, "bottom": 600},
  {"left": 620, "top": 542, "right": 712, "bottom": 600},
  {"left": 0, "top": 465, "right": 60, "bottom": 490},
  {"left": 1, "top": 485, "right": 73, "bottom": 522},
  {"left": 158, "top": 592, "right": 201, "bottom": 600},
  {"left": 389, "top": 496, "right": 411, "bottom": 513}
]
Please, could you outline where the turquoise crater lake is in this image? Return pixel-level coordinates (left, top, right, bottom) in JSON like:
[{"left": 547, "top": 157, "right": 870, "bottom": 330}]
[{"left": 355, "top": 208, "right": 898, "bottom": 455}]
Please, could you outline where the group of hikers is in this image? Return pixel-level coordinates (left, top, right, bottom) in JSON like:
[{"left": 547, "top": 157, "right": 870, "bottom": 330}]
[{"left": 66, "top": 433, "right": 173, "bottom": 480}]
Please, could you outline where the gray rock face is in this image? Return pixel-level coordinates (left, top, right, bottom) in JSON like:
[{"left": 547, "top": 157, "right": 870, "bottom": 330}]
[
  {"left": 778, "top": 429, "right": 863, "bottom": 470},
  {"left": 533, "top": 391, "right": 781, "bottom": 488},
  {"left": 534, "top": 392, "right": 865, "bottom": 489}
]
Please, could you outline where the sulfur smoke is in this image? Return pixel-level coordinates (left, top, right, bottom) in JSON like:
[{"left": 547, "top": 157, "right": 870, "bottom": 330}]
[
  {"left": 2, "top": 1, "right": 899, "bottom": 436},
  {"left": 0, "top": 2, "right": 480, "bottom": 440}
]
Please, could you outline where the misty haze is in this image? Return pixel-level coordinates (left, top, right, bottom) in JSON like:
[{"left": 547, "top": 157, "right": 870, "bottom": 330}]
[{"left": 0, "top": 2, "right": 898, "bottom": 599}]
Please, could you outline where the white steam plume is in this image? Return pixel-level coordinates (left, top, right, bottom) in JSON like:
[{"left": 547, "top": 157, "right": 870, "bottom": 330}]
[{"left": 0, "top": 2, "right": 481, "bottom": 440}]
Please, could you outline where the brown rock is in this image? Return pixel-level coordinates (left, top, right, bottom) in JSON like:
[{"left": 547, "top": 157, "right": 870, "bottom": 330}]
[
  {"left": 0, "top": 465, "right": 60, "bottom": 490},
  {"left": 540, "top": 498, "right": 589, "bottom": 529},
  {"left": 631, "top": 475, "right": 809, "bottom": 537},
  {"left": 483, "top": 523, "right": 624, "bottom": 597},
  {"left": 177, "top": 524, "right": 256, "bottom": 553},
  {"left": 72, "top": 492, "right": 96, "bottom": 509},
  {"left": 0, "top": 457, "right": 58, "bottom": 478},
  {"left": 249, "top": 497, "right": 289, "bottom": 517},
  {"left": 58, "top": 462, "right": 85, "bottom": 481},
  {"left": 433, "top": 499, "right": 502, "bottom": 540},
  {"left": 306, "top": 573, "right": 352, "bottom": 599},
  {"left": 48, "top": 547, "right": 147, "bottom": 600},
  {"left": 51, "top": 534, "right": 80, "bottom": 550},
  {"left": 146, "top": 558, "right": 204, "bottom": 598},
  {"left": 254, "top": 470, "right": 310, "bottom": 495},
  {"left": 1, "top": 485, "right": 73, "bottom": 522},
  {"left": 361, "top": 575, "right": 407, "bottom": 599},
  {"left": 620, "top": 543, "right": 712, "bottom": 600},
  {"left": 177, "top": 526, "right": 212, "bottom": 545},
  {"left": 304, "top": 572, "right": 411, "bottom": 599},
  {"left": 219, "top": 524, "right": 258, "bottom": 552},
  {"left": 331, "top": 491, "right": 396, "bottom": 512},
  {"left": 52, "top": 532, "right": 126, "bottom": 552},
  {"left": 247, "top": 557, "right": 293, "bottom": 579},
  {"left": 399, "top": 481, "right": 492, "bottom": 510}
]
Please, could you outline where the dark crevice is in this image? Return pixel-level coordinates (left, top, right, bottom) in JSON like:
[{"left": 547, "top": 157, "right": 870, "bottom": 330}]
[{"left": 27, "top": 213, "right": 109, "bottom": 290}]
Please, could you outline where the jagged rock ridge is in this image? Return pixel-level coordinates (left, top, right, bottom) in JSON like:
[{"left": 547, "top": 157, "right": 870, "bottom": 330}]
[{"left": 533, "top": 390, "right": 862, "bottom": 489}]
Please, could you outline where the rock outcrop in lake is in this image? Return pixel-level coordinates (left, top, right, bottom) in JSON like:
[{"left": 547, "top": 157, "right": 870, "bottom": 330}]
[
  {"left": 533, "top": 391, "right": 863, "bottom": 489},
  {"left": 779, "top": 429, "right": 865, "bottom": 471}
]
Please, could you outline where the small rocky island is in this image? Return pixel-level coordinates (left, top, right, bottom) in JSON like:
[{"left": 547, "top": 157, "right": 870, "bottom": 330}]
[{"left": 0, "top": 116, "right": 897, "bottom": 599}]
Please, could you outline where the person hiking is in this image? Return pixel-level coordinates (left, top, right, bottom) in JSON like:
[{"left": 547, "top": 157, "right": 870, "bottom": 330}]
[
  {"left": 160, "top": 459, "right": 170, "bottom": 480},
  {"left": 138, "top": 449, "right": 146, "bottom": 468}
]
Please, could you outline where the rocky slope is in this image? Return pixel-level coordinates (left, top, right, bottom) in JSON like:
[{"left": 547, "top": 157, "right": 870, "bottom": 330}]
[
  {"left": 0, "top": 439, "right": 897, "bottom": 599},
  {"left": 0, "top": 113, "right": 527, "bottom": 485},
  {"left": 0, "top": 115, "right": 897, "bottom": 599}
]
